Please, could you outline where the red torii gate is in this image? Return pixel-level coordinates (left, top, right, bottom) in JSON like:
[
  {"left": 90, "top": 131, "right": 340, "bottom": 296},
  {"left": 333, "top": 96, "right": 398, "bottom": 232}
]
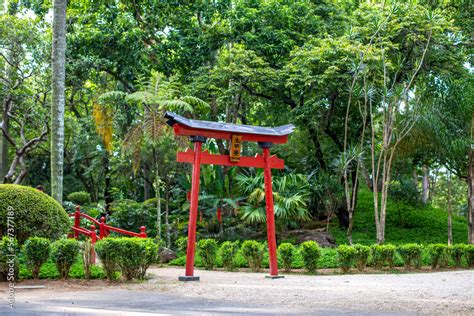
[{"left": 165, "top": 112, "right": 294, "bottom": 280}]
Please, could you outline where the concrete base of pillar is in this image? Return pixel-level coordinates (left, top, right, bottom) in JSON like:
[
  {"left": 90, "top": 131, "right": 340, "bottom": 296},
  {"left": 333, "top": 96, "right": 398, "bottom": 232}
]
[
  {"left": 265, "top": 275, "right": 284, "bottom": 279},
  {"left": 178, "top": 276, "right": 200, "bottom": 282}
]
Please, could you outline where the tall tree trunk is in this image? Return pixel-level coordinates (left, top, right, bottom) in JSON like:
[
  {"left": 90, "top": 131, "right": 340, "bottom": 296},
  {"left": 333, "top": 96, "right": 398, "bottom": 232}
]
[
  {"left": 468, "top": 135, "right": 474, "bottom": 244},
  {"left": 153, "top": 149, "right": 161, "bottom": 240},
  {"left": 1, "top": 93, "right": 11, "bottom": 183},
  {"left": 103, "top": 152, "right": 113, "bottom": 212},
  {"left": 165, "top": 186, "right": 171, "bottom": 248},
  {"left": 51, "top": 0, "right": 67, "bottom": 203},
  {"left": 447, "top": 171, "right": 453, "bottom": 245},
  {"left": 422, "top": 164, "right": 430, "bottom": 204}
]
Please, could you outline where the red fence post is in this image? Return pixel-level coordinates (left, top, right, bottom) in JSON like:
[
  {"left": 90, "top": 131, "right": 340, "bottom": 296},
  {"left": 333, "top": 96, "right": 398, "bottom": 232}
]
[
  {"left": 140, "top": 226, "right": 147, "bottom": 238},
  {"left": 100, "top": 217, "right": 106, "bottom": 239},
  {"left": 74, "top": 205, "right": 81, "bottom": 239},
  {"left": 261, "top": 143, "right": 281, "bottom": 278},
  {"left": 90, "top": 225, "right": 97, "bottom": 264},
  {"left": 180, "top": 136, "right": 205, "bottom": 281}
]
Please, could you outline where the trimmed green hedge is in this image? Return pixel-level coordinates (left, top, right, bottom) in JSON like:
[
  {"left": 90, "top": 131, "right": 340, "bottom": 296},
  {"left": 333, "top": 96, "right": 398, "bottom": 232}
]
[{"left": 0, "top": 184, "right": 70, "bottom": 244}]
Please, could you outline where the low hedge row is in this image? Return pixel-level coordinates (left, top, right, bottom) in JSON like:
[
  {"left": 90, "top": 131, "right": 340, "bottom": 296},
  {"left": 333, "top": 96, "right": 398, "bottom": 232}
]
[
  {"left": 170, "top": 239, "right": 474, "bottom": 273},
  {"left": 0, "top": 236, "right": 158, "bottom": 281}
]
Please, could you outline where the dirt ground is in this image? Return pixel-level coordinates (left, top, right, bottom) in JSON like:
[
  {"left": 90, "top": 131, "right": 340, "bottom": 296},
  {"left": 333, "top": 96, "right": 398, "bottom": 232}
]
[{"left": 1, "top": 266, "right": 474, "bottom": 315}]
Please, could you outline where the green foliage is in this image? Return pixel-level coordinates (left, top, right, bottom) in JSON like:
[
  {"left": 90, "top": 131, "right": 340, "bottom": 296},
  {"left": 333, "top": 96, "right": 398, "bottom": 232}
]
[
  {"left": 451, "top": 244, "right": 466, "bottom": 267},
  {"left": 0, "top": 236, "right": 19, "bottom": 281},
  {"left": 353, "top": 244, "right": 370, "bottom": 271},
  {"left": 397, "top": 244, "right": 423, "bottom": 269},
  {"left": 241, "top": 240, "right": 264, "bottom": 272},
  {"left": 370, "top": 244, "right": 396, "bottom": 269},
  {"left": 81, "top": 239, "right": 93, "bottom": 279},
  {"left": 300, "top": 241, "right": 321, "bottom": 273},
  {"left": 0, "top": 185, "right": 70, "bottom": 244},
  {"left": 197, "top": 239, "right": 218, "bottom": 270},
  {"left": 466, "top": 245, "right": 474, "bottom": 267},
  {"left": 66, "top": 191, "right": 92, "bottom": 205},
  {"left": 176, "top": 236, "right": 188, "bottom": 255},
  {"left": 108, "top": 200, "right": 157, "bottom": 237},
  {"left": 427, "top": 244, "right": 450, "bottom": 268},
  {"left": 139, "top": 238, "right": 159, "bottom": 279},
  {"left": 95, "top": 238, "right": 120, "bottom": 280},
  {"left": 219, "top": 241, "right": 239, "bottom": 271},
  {"left": 23, "top": 237, "right": 50, "bottom": 279},
  {"left": 51, "top": 239, "right": 80, "bottom": 279},
  {"left": 336, "top": 245, "right": 356, "bottom": 273},
  {"left": 278, "top": 243, "right": 296, "bottom": 272}
]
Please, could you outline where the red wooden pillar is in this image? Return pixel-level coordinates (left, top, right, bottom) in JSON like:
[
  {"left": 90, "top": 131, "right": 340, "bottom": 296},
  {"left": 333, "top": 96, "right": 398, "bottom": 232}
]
[
  {"left": 179, "top": 136, "right": 205, "bottom": 281},
  {"left": 90, "top": 225, "right": 97, "bottom": 264},
  {"left": 261, "top": 143, "right": 282, "bottom": 278},
  {"left": 74, "top": 205, "right": 81, "bottom": 239}
]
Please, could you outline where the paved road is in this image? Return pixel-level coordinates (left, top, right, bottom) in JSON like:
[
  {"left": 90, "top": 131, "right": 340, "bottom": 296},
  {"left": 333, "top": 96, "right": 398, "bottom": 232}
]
[{"left": 1, "top": 267, "right": 473, "bottom": 315}]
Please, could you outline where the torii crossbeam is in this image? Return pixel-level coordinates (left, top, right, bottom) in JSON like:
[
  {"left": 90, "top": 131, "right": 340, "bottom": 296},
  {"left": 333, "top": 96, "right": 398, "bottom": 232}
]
[{"left": 165, "top": 112, "right": 295, "bottom": 281}]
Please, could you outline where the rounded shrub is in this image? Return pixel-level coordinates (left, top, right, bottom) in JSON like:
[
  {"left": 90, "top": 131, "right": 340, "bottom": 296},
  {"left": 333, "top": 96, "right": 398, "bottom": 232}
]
[
  {"left": 24, "top": 237, "right": 51, "bottom": 279},
  {"left": 66, "top": 191, "right": 91, "bottom": 206},
  {"left": 109, "top": 237, "right": 157, "bottom": 280},
  {"left": 197, "top": 239, "right": 218, "bottom": 270},
  {"left": 337, "top": 245, "right": 356, "bottom": 273},
  {"left": 397, "top": 243, "right": 422, "bottom": 269},
  {"left": 0, "top": 184, "right": 70, "bottom": 244},
  {"left": 353, "top": 244, "right": 370, "bottom": 271},
  {"left": 51, "top": 239, "right": 80, "bottom": 279},
  {"left": 466, "top": 244, "right": 474, "bottom": 267},
  {"left": 300, "top": 241, "right": 321, "bottom": 273},
  {"left": 241, "top": 240, "right": 264, "bottom": 272},
  {"left": 139, "top": 238, "right": 159, "bottom": 279},
  {"left": 278, "top": 243, "right": 296, "bottom": 272},
  {"left": 219, "top": 241, "right": 239, "bottom": 271},
  {"left": 95, "top": 238, "right": 121, "bottom": 280},
  {"left": 0, "top": 236, "right": 19, "bottom": 281},
  {"left": 427, "top": 244, "right": 449, "bottom": 268},
  {"left": 451, "top": 244, "right": 466, "bottom": 267},
  {"left": 370, "top": 244, "right": 396, "bottom": 269}
]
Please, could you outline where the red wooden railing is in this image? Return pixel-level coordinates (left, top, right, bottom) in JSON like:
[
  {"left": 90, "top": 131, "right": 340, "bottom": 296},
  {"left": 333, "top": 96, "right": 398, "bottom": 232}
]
[{"left": 68, "top": 205, "right": 147, "bottom": 263}]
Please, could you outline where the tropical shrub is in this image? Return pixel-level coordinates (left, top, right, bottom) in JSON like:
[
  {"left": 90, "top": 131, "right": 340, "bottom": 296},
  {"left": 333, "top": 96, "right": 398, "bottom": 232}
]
[
  {"left": 0, "top": 236, "right": 19, "bottom": 281},
  {"left": 81, "top": 239, "right": 93, "bottom": 279},
  {"left": 353, "top": 244, "right": 370, "bottom": 271},
  {"left": 241, "top": 240, "right": 264, "bottom": 272},
  {"left": 23, "top": 237, "right": 51, "bottom": 279},
  {"left": 370, "top": 244, "right": 396, "bottom": 269},
  {"left": 0, "top": 184, "right": 70, "bottom": 244},
  {"left": 66, "top": 191, "right": 91, "bottom": 205},
  {"left": 397, "top": 244, "right": 422, "bottom": 269},
  {"left": 138, "top": 238, "right": 159, "bottom": 279},
  {"left": 466, "top": 244, "right": 474, "bottom": 267},
  {"left": 428, "top": 244, "right": 449, "bottom": 268},
  {"left": 219, "top": 241, "right": 239, "bottom": 271},
  {"left": 300, "top": 241, "right": 321, "bottom": 273},
  {"left": 278, "top": 243, "right": 296, "bottom": 272},
  {"left": 451, "top": 244, "right": 466, "bottom": 267},
  {"left": 337, "top": 245, "right": 356, "bottom": 273},
  {"left": 95, "top": 238, "right": 121, "bottom": 280},
  {"left": 108, "top": 200, "right": 157, "bottom": 237},
  {"left": 176, "top": 236, "right": 188, "bottom": 255},
  {"left": 197, "top": 239, "right": 218, "bottom": 270},
  {"left": 51, "top": 239, "right": 80, "bottom": 279}
]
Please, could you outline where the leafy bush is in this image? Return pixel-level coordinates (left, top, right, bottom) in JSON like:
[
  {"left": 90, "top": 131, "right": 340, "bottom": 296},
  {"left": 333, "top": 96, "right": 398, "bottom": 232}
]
[
  {"left": 81, "top": 239, "right": 93, "bottom": 279},
  {"left": 0, "top": 184, "right": 70, "bottom": 244},
  {"left": 176, "top": 236, "right": 188, "bottom": 255},
  {"left": 0, "top": 236, "right": 19, "bottom": 281},
  {"left": 427, "top": 244, "right": 449, "bottom": 268},
  {"left": 300, "top": 241, "right": 321, "bottom": 273},
  {"left": 23, "top": 237, "right": 51, "bottom": 279},
  {"left": 278, "top": 243, "right": 296, "bottom": 272},
  {"left": 353, "top": 244, "right": 370, "bottom": 271},
  {"left": 95, "top": 238, "right": 121, "bottom": 280},
  {"left": 451, "top": 244, "right": 466, "bottom": 267},
  {"left": 397, "top": 243, "right": 422, "bottom": 269},
  {"left": 51, "top": 239, "right": 80, "bottom": 279},
  {"left": 466, "top": 244, "right": 474, "bottom": 267},
  {"left": 370, "top": 244, "right": 396, "bottom": 269},
  {"left": 66, "top": 191, "right": 91, "bottom": 206},
  {"left": 197, "top": 239, "right": 218, "bottom": 270},
  {"left": 219, "top": 241, "right": 239, "bottom": 271},
  {"left": 337, "top": 245, "right": 356, "bottom": 273},
  {"left": 116, "top": 238, "right": 145, "bottom": 280},
  {"left": 241, "top": 240, "right": 264, "bottom": 272},
  {"left": 108, "top": 200, "right": 157, "bottom": 237},
  {"left": 138, "top": 238, "right": 159, "bottom": 279}
]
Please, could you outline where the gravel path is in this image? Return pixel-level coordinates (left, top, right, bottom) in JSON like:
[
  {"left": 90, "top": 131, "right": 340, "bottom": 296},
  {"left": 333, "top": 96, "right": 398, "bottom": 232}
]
[{"left": 1, "top": 267, "right": 473, "bottom": 315}]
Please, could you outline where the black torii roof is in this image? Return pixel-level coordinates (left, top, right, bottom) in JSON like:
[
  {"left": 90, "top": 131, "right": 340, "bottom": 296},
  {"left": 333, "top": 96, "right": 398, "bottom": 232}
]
[{"left": 165, "top": 111, "right": 295, "bottom": 136}]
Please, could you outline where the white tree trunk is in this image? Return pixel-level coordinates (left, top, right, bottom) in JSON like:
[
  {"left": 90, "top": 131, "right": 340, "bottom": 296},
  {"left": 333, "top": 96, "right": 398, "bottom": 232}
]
[
  {"left": 447, "top": 171, "right": 453, "bottom": 245},
  {"left": 422, "top": 164, "right": 430, "bottom": 205},
  {"left": 468, "top": 141, "right": 474, "bottom": 244},
  {"left": 51, "top": 0, "right": 67, "bottom": 203}
]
